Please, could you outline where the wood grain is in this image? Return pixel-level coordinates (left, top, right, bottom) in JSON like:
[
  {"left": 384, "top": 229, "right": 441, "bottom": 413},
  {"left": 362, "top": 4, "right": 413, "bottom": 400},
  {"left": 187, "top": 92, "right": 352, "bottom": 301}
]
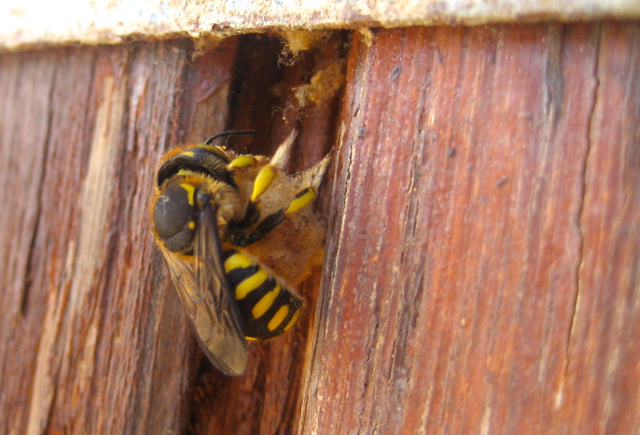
[
  {"left": 0, "top": 49, "right": 59, "bottom": 435},
  {"left": 300, "top": 23, "right": 640, "bottom": 435},
  {"left": 0, "top": 39, "right": 238, "bottom": 434},
  {"left": 562, "top": 23, "right": 640, "bottom": 435}
]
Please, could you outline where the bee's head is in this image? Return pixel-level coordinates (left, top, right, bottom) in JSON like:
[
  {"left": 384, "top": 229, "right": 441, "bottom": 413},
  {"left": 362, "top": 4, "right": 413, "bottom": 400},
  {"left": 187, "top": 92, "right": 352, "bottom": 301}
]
[{"left": 153, "top": 180, "right": 209, "bottom": 253}]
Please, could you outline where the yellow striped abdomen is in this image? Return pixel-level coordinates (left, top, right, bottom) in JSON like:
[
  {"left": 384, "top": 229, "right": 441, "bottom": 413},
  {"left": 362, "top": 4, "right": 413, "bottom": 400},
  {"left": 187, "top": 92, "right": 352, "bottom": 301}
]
[{"left": 223, "top": 249, "right": 303, "bottom": 340}]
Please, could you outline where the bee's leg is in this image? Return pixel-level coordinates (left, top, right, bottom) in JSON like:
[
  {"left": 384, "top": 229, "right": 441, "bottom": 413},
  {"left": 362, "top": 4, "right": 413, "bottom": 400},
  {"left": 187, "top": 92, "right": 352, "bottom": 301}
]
[
  {"left": 232, "top": 151, "right": 331, "bottom": 247},
  {"left": 229, "top": 130, "right": 304, "bottom": 231},
  {"left": 229, "top": 161, "right": 279, "bottom": 230},
  {"left": 231, "top": 186, "right": 317, "bottom": 247},
  {"left": 228, "top": 155, "right": 258, "bottom": 169}
]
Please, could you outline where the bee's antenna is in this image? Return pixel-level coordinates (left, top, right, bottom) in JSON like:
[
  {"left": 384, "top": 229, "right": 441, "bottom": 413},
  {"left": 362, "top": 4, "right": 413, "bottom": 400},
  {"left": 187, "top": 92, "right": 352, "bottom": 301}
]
[{"left": 205, "top": 130, "right": 256, "bottom": 145}]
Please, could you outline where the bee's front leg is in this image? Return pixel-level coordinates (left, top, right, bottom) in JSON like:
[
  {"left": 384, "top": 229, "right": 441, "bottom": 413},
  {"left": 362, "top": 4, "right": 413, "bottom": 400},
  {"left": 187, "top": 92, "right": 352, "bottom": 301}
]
[{"left": 231, "top": 186, "right": 317, "bottom": 247}]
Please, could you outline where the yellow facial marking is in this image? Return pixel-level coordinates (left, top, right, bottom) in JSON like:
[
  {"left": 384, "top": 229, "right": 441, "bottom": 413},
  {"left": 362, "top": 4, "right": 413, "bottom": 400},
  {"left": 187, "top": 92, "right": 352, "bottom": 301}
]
[
  {"left": 246, "top": 336, "right": 258, "bottom": 342},
  {"left": 252, "top": 285, "right": 281, "bottom": 319},
  {"left": 188, "top": 221, "right": 196, "bottom": 229},
  {"left": 283, "top": 309, "right": 302, "bottom": 332},
  {"left": 229, "top": 156, "right": 257, "bottom": 168},
  {"left": 236, "top": 270, "right": 268, "bottom": 300},
  {"left": 252, "top": 165, "right": 277, "bottom": 201},
  {"left": 268, "top": 306, "right": 290, "bottom": 331},
  {"left": 180, "top": 183, "right": 196, "bottom": 206},
  {"left": 176, "top": 169, "right": 194, "bottom": 177},
  {"left": 285, "top": 188, "right": 316, "bottom": 215},
  {"left": 224, "top": 252, "right": 253, "bottom": 273}
]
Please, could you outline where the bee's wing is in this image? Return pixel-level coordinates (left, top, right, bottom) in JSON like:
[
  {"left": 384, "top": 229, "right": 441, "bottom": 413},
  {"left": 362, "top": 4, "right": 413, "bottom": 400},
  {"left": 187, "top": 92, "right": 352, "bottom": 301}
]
[{"left": 159, "top": 202, "right": 248, "bottom": 376}]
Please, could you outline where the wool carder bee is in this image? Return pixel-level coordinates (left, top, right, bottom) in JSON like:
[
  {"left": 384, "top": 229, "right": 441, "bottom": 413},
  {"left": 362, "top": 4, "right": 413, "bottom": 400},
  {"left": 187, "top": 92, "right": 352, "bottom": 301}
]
[{"left": 151, "top": 131, "right": 329, "bottom": 376}]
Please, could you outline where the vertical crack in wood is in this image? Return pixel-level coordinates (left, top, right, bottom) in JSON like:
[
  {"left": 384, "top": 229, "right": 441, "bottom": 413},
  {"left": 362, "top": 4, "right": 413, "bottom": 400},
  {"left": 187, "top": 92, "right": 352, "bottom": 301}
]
[
  {"left": 560, "top": 23, "right": 602, "bottom": 407},
  {"left": 19, "top": 63, "right": 57, "bottom": 317},
  {"left": 389, "top": 61, "right": 429, "bottom": 431}
]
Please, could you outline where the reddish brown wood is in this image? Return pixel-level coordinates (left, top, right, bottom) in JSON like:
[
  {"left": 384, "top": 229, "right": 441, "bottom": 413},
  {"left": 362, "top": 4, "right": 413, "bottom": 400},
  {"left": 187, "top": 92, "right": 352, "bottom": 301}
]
[
  {"left": 0, "top": 49, "right": 58, "bottom": 435},
  {"left": 300, "top": 23, "right": 640, "bottom": 435},
  {"left": 561, "top": 23, "right": 640, "bottom": 435},
  {"left": 0, "top": 39, "right": 239, "bottom": 434}
]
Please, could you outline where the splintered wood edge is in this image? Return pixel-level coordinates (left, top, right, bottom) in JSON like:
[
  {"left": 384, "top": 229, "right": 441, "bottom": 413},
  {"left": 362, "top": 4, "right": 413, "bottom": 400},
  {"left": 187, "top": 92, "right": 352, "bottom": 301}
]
[{"left": 2, "top": 0, "right": 640, "bottom": 51}]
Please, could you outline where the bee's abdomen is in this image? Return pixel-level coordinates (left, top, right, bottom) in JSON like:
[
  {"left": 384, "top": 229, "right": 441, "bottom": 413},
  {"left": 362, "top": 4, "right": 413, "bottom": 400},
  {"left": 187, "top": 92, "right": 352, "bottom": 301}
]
[{"left": 223, "top": 249, "right": 303, "bottom": 340}]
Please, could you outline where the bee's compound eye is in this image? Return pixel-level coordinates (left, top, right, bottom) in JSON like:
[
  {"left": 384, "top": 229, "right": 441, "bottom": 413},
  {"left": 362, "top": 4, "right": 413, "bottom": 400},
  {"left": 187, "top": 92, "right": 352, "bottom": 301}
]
[{"left": 153, "top": 182, "right": 198, "bottom": 252}]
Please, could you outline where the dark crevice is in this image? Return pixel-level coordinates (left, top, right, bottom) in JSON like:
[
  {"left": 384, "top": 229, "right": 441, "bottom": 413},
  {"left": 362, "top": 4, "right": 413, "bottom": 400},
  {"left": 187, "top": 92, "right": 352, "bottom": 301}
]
[
  {"left": 185, "top": 31, "right": 348, "bottom": 434},
  {"left": 225, "top": 34, "right": 287, "bottom": 156},
  {"left": 19, "top": 60, "right": 58, "bottom": 316}
]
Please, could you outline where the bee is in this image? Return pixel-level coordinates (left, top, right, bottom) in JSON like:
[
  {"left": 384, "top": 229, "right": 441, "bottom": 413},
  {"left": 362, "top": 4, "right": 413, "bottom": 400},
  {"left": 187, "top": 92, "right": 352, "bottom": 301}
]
[{"left": 150, "top": 130, "right": 330, "bottom": 376}]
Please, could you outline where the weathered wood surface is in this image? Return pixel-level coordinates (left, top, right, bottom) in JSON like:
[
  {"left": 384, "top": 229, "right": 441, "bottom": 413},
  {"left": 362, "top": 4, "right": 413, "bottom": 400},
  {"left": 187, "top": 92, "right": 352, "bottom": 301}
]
[
  {"left": 0, "top": 39, "right": 239, "bottom": 434},
  {"left": 0, "top": 23, "right": 638, "bottom": 435},
  {"left": 302, "top": 23, "right": 640, "bottom": 435}
]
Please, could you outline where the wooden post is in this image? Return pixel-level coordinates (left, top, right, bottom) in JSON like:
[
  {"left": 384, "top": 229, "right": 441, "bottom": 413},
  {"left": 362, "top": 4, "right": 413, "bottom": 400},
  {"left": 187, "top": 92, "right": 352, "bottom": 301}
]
[
  {"left": 0, "top": 23, "right": 638, "bottom": 435},
  {"left": 302, "top": 23, "right": 640, "bottom": 434}
]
